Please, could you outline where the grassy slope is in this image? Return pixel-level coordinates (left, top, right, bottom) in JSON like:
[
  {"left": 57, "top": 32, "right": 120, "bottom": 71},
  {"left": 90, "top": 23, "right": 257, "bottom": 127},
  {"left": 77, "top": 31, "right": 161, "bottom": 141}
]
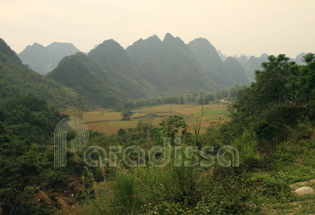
[{"left": 81, "top": 109, "right": 315, "bottom": 214}]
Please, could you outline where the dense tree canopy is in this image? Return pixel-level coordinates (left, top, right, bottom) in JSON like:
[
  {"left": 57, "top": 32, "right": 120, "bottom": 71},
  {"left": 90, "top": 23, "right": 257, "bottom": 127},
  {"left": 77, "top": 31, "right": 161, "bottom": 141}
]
[
  {"left": 288, "top": 53, "right": 315, "bottom": 106},
  {"left": 234, "top": 53, "right": 315, "bottom": 122},
  {"left": 254, "top": 54, "right": 295, "bottom": 108}
]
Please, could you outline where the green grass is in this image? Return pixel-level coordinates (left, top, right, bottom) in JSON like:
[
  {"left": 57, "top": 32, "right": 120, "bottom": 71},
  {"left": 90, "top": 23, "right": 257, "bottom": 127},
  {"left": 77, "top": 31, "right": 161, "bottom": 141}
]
[{"left": 81, "top": 116, "right": 315, "bottom": 215}]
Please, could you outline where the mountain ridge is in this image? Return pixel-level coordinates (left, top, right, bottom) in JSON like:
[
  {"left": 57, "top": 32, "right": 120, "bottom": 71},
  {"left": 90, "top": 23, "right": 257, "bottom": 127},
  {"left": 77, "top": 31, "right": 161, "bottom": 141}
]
[
  {"left": 47, "top": 52, "right": 124, "bottom": 108},
  {"left": 126, "top": 33, "right": 219, "bottom": 95},
  {"left": 19, "top": 42, "right": 80, "bottom": 75},
  {"left": 88, "top": 39, "right": 159, "bottom": 99}
]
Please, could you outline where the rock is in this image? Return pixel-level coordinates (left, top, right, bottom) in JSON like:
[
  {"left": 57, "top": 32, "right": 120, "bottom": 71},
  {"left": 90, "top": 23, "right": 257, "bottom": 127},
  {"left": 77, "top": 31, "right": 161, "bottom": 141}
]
[
  {"left": 290, "top": 179, "right": 315, "bottom": 189},
  {"left": 293, "top": 187, "right": 314, "bottom": 195}
]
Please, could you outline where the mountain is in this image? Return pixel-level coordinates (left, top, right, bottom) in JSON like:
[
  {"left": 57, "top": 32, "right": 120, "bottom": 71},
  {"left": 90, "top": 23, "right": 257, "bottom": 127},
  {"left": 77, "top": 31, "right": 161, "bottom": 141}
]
[
  {"left": 223, "top": 57, "right": 249, "bottom": 86},
  {"left": 126, "top": 34, "right": 218, "bottom": 95},
  {"left": 47, "top": 52, "right": 123, "bottom": 108},
  {"left": 243, "top": 53, "right": 269, "bottom": 81},
  {"left": 235, "top": 54, "right": 249, "bottom": 66},
  {"left": 88, "top": 39, "right": 158, "bottom": 99},
  {"left": 187, "top": 38, "right": 234, "bottom": 87},
  {"left": 19, "top": 42, "right": 80, "bottom": 75},
  {"left": 0, "top": 38, "right": 78, "bottom": 108},
  {"left": 46, "top": 42, "right": 80, "bottom": 70},
  {"left": 295, "top": 52, "right": 306, "bottom": 65},
  {"left": 18, "top": 43, "right": 51, "bottom": 75},
  {"left": 217, "top": 50, "right": 227, "bottom": 61}
]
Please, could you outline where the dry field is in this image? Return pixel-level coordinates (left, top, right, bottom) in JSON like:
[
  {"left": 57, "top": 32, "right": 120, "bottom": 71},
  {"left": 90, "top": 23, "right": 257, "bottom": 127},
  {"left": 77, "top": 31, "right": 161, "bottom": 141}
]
[{"left": 61, "top": 103, "right": 230, "bottom": 135}]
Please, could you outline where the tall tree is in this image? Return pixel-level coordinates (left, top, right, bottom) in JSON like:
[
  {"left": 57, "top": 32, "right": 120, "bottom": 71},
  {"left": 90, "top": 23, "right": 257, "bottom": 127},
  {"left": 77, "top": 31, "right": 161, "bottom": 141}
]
[
  {"left": 254, "top": 54, "right": 295, "bottom": 109},
  {"left": 121, "top": 109, "right": 133, "bottom": 120},
  {"left": 288, "top": 53, "right": 315, "bottom": 106}
]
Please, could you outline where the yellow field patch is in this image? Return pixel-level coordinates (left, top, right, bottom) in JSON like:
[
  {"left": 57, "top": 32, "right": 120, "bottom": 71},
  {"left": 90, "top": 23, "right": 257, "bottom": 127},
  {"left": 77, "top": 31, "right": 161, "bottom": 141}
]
[{"left": 61, "top": 103, "right": 230, "bottom": 135}]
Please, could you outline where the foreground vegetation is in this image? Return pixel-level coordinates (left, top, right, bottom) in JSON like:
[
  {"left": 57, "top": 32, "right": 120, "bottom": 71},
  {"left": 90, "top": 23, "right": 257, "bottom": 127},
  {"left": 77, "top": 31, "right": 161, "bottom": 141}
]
[{"left": 81, "top": 53, "right": 315, "bottom": 214}]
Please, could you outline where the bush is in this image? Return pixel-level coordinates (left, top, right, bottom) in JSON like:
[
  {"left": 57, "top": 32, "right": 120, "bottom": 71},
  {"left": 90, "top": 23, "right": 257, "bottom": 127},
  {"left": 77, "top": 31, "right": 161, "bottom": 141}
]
[
  {"left": 112, "top": 171, "right": 139, "bottom": 214},
  {"left": 232, "top": 131, "right": 261, "bottom": 168},
  {"left": 254, "top": 122, "right": 279, "bottom": 141}
]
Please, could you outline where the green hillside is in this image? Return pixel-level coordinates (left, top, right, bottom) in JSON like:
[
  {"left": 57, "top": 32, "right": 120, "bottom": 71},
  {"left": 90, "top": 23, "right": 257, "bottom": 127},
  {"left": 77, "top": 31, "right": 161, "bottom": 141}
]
[
  {"left": 126, "top": 34, "right": 219, "bottom": 95},
  {"left": 88, "top": 39, "right": 159, "bottom": 99},
  {"left": 223, "top": 56, "right": 250, "bottom": 86},
  {"left": 187, "top": 38, "right": 234, "bottom": 87},
  {"left": 0, "top": 38, "right": 77, "bottom": 108},
  {"left": 46, "top": 42, "right": 80, "bottom": 70},
  {"left": 47, "top": 52, "right": 124, "bottom": 108}
]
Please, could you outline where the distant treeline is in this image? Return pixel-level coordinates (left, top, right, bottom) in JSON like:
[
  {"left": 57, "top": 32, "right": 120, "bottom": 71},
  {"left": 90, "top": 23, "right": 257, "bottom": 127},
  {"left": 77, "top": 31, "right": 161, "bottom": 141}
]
[{"left": 123, "top": 85, "right": 246, "bottom": 109}]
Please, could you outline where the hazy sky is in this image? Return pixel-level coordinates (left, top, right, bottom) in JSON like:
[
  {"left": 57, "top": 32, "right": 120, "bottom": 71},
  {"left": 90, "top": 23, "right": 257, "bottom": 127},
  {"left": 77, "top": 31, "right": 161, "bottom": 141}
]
[{"left": 1, "top": 0, "right": 314, "bottom": 58}]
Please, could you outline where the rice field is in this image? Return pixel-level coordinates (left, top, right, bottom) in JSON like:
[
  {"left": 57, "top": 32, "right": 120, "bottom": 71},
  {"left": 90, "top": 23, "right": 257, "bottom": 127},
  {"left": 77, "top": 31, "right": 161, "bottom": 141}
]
[{"left": 61, "top": 103, "right": 230, "bottom": 135}]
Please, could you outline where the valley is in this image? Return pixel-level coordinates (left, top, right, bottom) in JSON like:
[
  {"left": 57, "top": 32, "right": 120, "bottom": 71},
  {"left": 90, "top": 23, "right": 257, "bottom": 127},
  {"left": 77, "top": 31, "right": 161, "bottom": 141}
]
[
  {"left": 1, "top": 9, "right": 315, "bottom": 213},
  {"left": 62, "top": 103, "right": 230, "bottom": 135}
]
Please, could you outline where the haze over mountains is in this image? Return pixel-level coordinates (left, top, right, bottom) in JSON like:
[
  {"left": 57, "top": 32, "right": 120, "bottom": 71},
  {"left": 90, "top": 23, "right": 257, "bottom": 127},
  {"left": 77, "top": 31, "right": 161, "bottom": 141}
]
[
  {"left": 88, "top": 39, "right": 158, "bottom": 99},
  {"left": 0, "top": 34, "right": 311, "bottom": 109},
  {"left": 187, "top": 38, "right": 248, "bottom": 87},
  {"left": 18, "top": 34, "right": 309, "bottom": 84},
  {"left": 126, "top": 34, "right": 218, "bottom": 94},
  {"left": 18, "top": 42, "right": 80, "bottom": 75},
  {"left": 218, "top": 51, "right": 308, "bottom": 81}
]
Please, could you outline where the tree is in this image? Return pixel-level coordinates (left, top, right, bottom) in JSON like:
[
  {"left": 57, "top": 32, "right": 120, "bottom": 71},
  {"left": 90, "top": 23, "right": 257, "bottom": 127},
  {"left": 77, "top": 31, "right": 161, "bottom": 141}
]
[
  {"left": 179, "top": 96, "right": 184, "bottom": 104},
  {"left": 230, "top": 85, "right": 241, "bottom": 101},
  {"left": 295, "top": 53, "right": 315, "bottom": 105},
  {"left": 206, "top": 94, "right": 215, "bottom": 102},
  {"left": 187, "top": 95, "right": 197, "bottom": 103},
  {"left": 215, "top": 91, "right": 223, "bottom": 100},
  {"left": 123, "top": 101, "right": 135, "bottom": 109},
  {"left": 199, "top": 92, "right": 205, "bottom": 97},
  {"left": 198, "top": 97, "right": 205, "bottom": 105},
  {"left": 254, "top": 54, "right": 295, "bottom": 109},
  {"left": 221, "top": 90, "right": 229, "bottom": 99},
  {"left": 204, "top": 96, "right": 209, "bottom": 105},
  {"left": 121, "top": 109, "right": 133, "bottom": 120},
  {"left": 154, "top": 115, "right": 187, "bottom": 143}
]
